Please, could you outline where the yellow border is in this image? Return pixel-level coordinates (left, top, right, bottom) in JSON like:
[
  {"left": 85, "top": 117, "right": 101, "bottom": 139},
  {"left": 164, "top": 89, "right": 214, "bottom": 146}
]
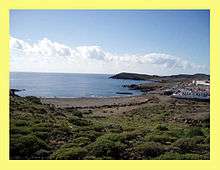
[{"left": 0, "top": 0, "right": 219, "bottom": 170}]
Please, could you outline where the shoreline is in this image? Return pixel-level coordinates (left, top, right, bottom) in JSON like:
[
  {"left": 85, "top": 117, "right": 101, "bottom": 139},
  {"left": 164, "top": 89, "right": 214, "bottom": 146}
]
[
  {"left": 41, "top": 94, "right": 150, "bottom": 109},
  {"left": 39, "top": 94, "right": 143, "bottom": 99}
]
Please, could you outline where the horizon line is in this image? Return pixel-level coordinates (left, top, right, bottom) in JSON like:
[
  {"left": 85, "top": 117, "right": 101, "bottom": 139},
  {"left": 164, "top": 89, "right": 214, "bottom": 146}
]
[{"left": 10, "top": 71, "right": 210, "bottom": 76}]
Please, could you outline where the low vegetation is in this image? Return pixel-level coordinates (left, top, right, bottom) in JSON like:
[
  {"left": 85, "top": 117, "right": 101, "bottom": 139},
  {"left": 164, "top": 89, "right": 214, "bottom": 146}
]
[{"left": 10, "top": 95, "right": 209, "bottom": 160}]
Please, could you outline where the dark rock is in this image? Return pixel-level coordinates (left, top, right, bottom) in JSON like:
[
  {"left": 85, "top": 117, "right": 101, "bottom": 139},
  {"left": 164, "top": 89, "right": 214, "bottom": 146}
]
[
  {"left": 10, "top": 89, "right": 25, "bottom": 96},
  {"left": 116, "top": 92, "right": 133, "bottom": 95}
]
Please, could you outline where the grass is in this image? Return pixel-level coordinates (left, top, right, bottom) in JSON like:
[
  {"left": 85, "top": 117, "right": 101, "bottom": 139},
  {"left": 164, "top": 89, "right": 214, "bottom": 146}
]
[{"left": 10, "top": 95, "right": 210, "bottom": 160}]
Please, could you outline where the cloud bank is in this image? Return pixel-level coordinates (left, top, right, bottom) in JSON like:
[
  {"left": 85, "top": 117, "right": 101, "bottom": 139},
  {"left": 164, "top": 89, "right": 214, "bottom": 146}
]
[{"left": 10, "top": 37, "right": 209, "bottom": 75}]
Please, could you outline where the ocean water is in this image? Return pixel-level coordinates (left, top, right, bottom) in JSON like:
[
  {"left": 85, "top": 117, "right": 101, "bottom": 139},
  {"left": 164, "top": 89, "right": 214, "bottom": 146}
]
[{"left": 10, "top": 72, "right": 147, "bottom": 98}]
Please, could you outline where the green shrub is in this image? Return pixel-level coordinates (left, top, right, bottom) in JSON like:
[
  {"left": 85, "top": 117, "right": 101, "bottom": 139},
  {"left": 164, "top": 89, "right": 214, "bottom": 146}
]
[
  {"left": 172, "top": 138, "right": 197, "bottom": 153},
  {"left": 11, "top": 126, "right": 32, "bottom": 135},
  {"left": 186, "top": 127, "right": 204, "bottom": 138},
  {"left": 33, "top": 119, "right": 41, "bottom": 124},
  {"left": 27, "top": 106, "right": 47, "bottom": 114},
  {"left": 161, "top": 111, "right": 171, "bottom": 116},
  {"left": 71, "top": 110, "right": 83, "bottom": 118},
  {"left": 58, "top": 143, "right": 77, "bottom": 149},
  {"left": 31, "top": 123, "right": 51, "bottom": 132},
  {"left": 72, "top": 137, "right": 91, "bottom": 147},
  {"left": 104, "top": 123, "right": 123, "bottom": 133},
  {"left": 33, "top": 131, "right": 49, "bottom": 140},
  {"left": 172, "top": 138, "right": 208, "bottom": 154},
  {"left": 168, "top": 128, "right": 186, "bottom": 138},
  {"left": 65, "top": 108, "right": 83, "bottom": 117},
  {"left": 32, "top": 125, "right": 49, "bottom": 132},
  {"left": 76, "top": 130, "right": 103, "bottom": 141},
  {"left": 87, "top": 136, "right": 126, "bottom": 159},
  {"left": 98, "top": 133, "right": 121, "bottom": 142},
  {"left": 10, "top": 134, "right": 50, "bottom": 159},
  {"left": 135, "top": 142, "right": 165, "bottom": 158},
  {"left": 14, "top": 120, "right": 30, "bottom": 126},
  {"left": 68, "top": 117, "right": 92, "bottom": 126},
  {"left": 93, "top": 124, "right": 106, "bottom": 132},
  {"left": 36, "top": 108, "right": 48, "bottom": 114},
  {"left": 57, "top": 122, "right": 72, "bottom": 134},
  {"left": 120, "top": 130, "right": 143, "bottom": 142},
  {"left": 191, "top": 136, "right": 205, "bottom": 144},
  {"left": 51, "top": 147, "right": 87, "bottom": 160},
  {"left": 145, "top": 134, "right": 176, "bottom": 144},
  {"left": 25, "top": 96, "right": 41, "bottom": 104},
  {"left": 156, "top": 124, "right": 168, "bottom": 131}
]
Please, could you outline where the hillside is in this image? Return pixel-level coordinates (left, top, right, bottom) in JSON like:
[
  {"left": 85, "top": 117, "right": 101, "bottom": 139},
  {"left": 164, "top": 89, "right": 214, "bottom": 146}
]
[
  {"left": 109, "top": 72, "right": 210, "bottom": 81},
  {"left": 10, "top": 94, "right": 209, "bottom": 160},
  {"left": 109, "top": 72, "right": 159, "bottom": 80}
]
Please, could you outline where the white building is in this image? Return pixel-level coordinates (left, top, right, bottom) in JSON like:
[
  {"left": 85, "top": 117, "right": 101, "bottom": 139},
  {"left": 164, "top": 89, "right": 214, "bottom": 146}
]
[{"left": 192, "top": 80, "right": 210, "bottom": 86}]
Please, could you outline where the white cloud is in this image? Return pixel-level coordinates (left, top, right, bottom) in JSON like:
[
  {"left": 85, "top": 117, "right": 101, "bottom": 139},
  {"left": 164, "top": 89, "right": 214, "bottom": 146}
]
[{"left": 10, "top": 37, "right": 209, "bottom": 75}]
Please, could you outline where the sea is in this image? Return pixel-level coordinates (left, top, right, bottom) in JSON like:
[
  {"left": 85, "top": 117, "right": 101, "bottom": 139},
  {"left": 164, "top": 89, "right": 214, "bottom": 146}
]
[{"left": 10, "top": 72, "right": 148, "bottom": 98}]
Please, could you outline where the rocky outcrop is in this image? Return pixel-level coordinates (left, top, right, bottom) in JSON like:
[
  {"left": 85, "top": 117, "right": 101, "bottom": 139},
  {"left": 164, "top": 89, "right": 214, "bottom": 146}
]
[
  {"left": 109, "top": 72, "right": 159, "bottom": 80},
  {"left": 10, "top": 89, "right": 24, "bottom": 96}
]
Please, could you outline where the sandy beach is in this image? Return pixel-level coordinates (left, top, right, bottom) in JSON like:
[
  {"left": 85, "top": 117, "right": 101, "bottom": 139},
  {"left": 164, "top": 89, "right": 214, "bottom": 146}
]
[
  {"left": 41, "top": 95, "right": 150, "bottom": 109},
  {"left": 41, "top": 94, "right": 180, "bottom": 117}
]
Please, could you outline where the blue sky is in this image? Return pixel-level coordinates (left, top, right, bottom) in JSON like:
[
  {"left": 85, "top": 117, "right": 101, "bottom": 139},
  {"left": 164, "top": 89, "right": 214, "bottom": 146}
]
[{"left": 10, "top": 10, "right": 210, "bottom": 75}]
